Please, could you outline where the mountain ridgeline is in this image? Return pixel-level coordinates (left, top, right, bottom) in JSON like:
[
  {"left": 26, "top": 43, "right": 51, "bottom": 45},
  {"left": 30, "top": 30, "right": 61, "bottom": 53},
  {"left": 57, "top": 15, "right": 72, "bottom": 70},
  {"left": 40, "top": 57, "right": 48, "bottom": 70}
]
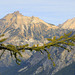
[
  {"left": 58, "top": 18, "right": 75, "bottom": 30},
  {"left": 0, "top": 11, "right": 75, "bottom": 75},
  {"left": 0, "top": 11, "right": 58, "bottom": 43},
  {"left": 0, "top": 11, "right": 71, "bottom": 45}
]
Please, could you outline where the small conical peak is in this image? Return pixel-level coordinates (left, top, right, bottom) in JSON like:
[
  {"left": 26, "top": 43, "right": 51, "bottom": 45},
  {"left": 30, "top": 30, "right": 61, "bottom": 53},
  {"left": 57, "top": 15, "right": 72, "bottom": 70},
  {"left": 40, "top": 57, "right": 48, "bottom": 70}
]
[
  {"left": 3, "top": 11, "right": 23, "bottom": 20},
  {"left": 59, "top": 17, "right": 75, "bottom": 29},
  {"left": 71, "top": 17, "right": 75, "bottom": 21},
  {"left": 13, "top": 11, "right": 22, "bottom": 16},
  {"left": 15, "top": 11, "right": 19, "bottom": 13},
  {"left": 66, "top": 17, "right": 75, "bottom": 22},
  {"left": 32, "top": 16, "right": 35, "bottom": 18}
]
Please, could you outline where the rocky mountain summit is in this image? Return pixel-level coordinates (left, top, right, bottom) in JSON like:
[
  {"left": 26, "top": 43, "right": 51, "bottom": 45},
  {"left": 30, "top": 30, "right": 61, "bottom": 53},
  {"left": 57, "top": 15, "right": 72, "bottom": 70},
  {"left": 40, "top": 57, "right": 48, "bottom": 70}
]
[
  {"left": 0, "top": 11, "right": 58, "bottom": 45},
  {"left": 0, "top": 11, "right": 75, "bottom": 75},
  {"left": 58, "top": 18, "right": 75, "bottom": 30},
  {"left": 0, "top": 11, "right": 63, "bottom": 67}
]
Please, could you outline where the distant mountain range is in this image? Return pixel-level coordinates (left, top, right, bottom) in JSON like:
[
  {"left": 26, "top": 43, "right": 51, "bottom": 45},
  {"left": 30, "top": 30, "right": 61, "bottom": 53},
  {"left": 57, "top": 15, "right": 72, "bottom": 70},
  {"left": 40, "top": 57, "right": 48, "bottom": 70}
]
[
  {"left": 0, "top": 11, "right": 75, "bottom": 75},
  {"left": 0, "top": 11, "right": 75, "bottom": 45}
]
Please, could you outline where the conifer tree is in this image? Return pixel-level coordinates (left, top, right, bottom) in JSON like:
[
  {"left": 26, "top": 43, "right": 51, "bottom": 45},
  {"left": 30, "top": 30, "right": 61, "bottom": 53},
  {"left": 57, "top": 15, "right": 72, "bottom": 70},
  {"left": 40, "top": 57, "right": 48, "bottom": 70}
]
[{"left": 0, "top": 32, "right": 75, "bottom": 66}]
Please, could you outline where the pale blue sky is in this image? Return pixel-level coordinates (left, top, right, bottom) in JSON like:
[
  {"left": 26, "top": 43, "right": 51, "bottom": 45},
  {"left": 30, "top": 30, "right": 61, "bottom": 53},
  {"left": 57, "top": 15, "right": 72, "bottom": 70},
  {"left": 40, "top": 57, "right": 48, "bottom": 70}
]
[{"left": 0, "top": 0, "right": 75, "bottom": 25}]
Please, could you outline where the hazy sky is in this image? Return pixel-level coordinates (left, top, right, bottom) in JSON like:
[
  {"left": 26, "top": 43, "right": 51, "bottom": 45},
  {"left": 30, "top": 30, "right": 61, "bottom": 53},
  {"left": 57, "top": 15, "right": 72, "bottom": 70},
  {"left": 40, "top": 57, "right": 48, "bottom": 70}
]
[{"left": 0, "top": 0, "right": 75, "bottom": 25}]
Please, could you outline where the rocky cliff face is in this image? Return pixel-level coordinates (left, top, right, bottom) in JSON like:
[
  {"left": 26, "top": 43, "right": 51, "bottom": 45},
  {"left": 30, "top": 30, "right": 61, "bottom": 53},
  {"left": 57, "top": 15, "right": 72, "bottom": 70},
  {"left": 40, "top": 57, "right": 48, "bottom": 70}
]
[
  {"left": 0, "top": 11, "right": 75, "bottom": 75},
  {"left": 1, "top": 41, "right": 75, "bottom": 75},
  {"left": 58, "top": 18, "right": 75, "bottom": 30},
  {"left": 0, "top": 11, "right": 61, "bottom": 67},
  {"left": 0, "top": 11, "right": 58, "bottom": 45}
]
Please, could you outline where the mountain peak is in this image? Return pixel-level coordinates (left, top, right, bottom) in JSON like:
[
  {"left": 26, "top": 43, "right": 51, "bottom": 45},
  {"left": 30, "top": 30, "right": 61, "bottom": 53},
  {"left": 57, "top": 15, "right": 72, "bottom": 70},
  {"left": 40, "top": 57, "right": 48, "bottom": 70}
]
[
  {"left": 0, "top": 11, "right": 58, "bottom": 40},
  {"left": 13, "top": 11, "right": 20, "bottom": 14},
  {"left": 1, "top": 11, "right": 58, "bottom": 29},
  {"left": 58, "top": 17, "right": 75, "bottom": 30},
  {"left": 13, "top": 11, "right": 22, "bottom": 16},
  {"left": 3, "top": 11, "right": 23, "bottom": 20}
]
